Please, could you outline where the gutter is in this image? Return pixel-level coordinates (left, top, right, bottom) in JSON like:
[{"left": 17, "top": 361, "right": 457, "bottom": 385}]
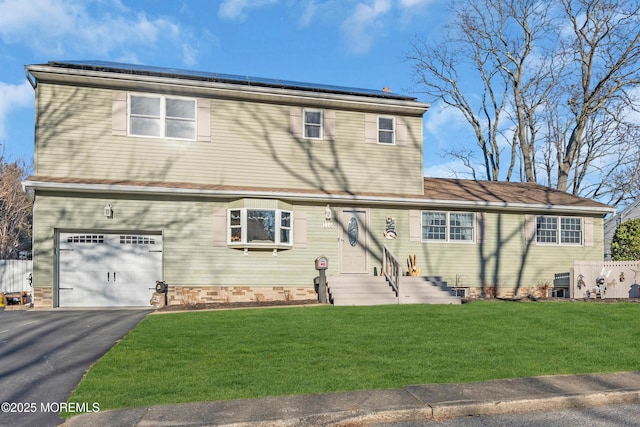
[
  {"left": 23, "top": 179, "right": 616, "bottom": 216},
  {"left": 24, "top": 64, "right": 430, "bottom": 116}
]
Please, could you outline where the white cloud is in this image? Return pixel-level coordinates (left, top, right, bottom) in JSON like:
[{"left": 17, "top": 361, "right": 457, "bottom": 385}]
[
  {"left": 424, "top": 159, "right": 474, "bottom": 179},
  {"left": 298, "top": 1, "right": 318, "bottom": 28},
  {"left": 424, "top": 104, "right": 467, "bottom": 146},
  {"left": 0, "top": 81, "right": 33, "bottom": 142},
  {"left": 341, "top": 0, "right": 392, "bottom": 54},
  {"left": 399, "top": 0, "right": 434, "bottom": 7},
  {"left": 218, "top": 0, "right": 279, "bottom": 21},
  {"left": 0, "top": 0, "right": 198, "bottom": 64}
]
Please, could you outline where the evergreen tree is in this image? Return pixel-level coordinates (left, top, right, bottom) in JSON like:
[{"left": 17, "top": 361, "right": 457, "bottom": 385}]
[{"left": 611, "top": 218, "right": 640, "bottom": 261}]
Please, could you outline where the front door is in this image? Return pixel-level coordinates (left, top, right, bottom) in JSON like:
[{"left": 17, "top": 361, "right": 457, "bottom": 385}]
[{"left": 340, "top": 209, "right": 369, "bottom": 274}]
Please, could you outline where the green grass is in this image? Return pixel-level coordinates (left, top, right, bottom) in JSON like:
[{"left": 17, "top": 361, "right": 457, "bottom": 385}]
[{"left": 68, "top": 301, "right": 640, "bottom": 411}]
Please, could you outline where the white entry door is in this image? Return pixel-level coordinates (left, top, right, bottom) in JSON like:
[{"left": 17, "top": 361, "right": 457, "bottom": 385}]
[
  {"left": 339, "top": 209, "right": 369, "bottom": 274},
  {"left": 58, "top": 232, "right": 162, "bottom": 307}
]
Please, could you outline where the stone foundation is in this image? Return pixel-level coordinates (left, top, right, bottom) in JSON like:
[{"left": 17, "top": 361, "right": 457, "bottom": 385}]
[
  {"left": 167, "top": 286, "right": 317, "bottom": 306},
  {"left": 26, "top": 284, "right": 557, "bottom": 309},
  {"left": 463, "top": 286, "right": 552, "bottom": 299},
  {"left": 33, "top": 287, "right": 53, "bottom": 308}
]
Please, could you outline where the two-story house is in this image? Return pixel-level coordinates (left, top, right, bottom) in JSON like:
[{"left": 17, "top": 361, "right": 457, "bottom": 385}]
[{"left": 23, "top": 61, "right": 614, "bottom": 308}]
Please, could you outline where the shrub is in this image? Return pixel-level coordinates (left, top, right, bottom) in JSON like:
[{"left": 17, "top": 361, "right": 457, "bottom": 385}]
[{"left": 611, "top": 218, "right": 640, "bottom": 260}]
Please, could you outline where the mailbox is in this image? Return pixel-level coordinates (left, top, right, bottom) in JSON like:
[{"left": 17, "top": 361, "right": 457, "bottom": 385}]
[
  {"left": 314, "top": 256, "right": 329, "bottom": 303},
  {"left": 315, "top": 256, "right": 328, "bottom": 270}
]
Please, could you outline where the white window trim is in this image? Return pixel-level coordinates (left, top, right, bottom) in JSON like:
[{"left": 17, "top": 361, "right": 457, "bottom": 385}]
[
  {"left": 128, "top": 93, "right": 197, "bottom": 141},
  {"left": 536, "top": 215, "right": 583, "bottom": 246},
  {"left": 227, "top": 208, "right": 293, "bottom": 248},
  {"left": 421, "top": 211, "right": 475, "bottom": 243},
  {"left": 303, "top": 109, "right": 323, "bottom": 140},
  {"left": 378, "top": 115, "right": 395, "bottom": 145}
]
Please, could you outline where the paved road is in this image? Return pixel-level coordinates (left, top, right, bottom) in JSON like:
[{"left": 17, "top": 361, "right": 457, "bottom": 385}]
[
  {"left": 0, "top": 309, "right": 150, "bottom": 427},
  {"left": 378, "top": 403, "right": 640, "bottom": 426}
]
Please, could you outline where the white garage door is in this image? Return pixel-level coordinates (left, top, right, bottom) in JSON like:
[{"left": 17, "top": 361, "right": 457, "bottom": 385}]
[{"left": 58, "top": 232, "right": 162, "bottom": 307}]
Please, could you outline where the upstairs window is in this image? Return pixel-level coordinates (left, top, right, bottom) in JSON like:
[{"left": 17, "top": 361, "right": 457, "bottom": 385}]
[
  {"left": 378, "top": 116, "right": 395, "bottom": 144},
  {"left": 304, "top": 110, "right": 323, "bottom": 139},
  {"left": 129, "top": 94, "right": 196, "bottom": 140}
]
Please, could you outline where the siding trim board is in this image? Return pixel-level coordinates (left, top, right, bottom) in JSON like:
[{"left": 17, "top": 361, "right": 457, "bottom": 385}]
[{"left": 24, "top": 178, "right": 616, "bottom": 215}]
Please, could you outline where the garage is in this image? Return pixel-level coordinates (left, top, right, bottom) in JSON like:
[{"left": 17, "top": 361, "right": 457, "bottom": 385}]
[{"left": 58, "top": 232, "right": 162, "bottom": 307}]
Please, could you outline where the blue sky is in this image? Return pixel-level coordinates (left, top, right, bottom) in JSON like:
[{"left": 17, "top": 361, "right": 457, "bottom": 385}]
[{"left": 0, "top": 0, "right": 465, "bottom": 176}]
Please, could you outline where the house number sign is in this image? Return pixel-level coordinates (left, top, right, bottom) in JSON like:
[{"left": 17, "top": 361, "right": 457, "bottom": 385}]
[{"left": 348, "top": 217, "right": 359, "bottom": 246}]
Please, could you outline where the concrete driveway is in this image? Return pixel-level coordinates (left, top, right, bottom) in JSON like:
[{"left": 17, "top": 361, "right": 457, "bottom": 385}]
[{"left": 0, "top": 309, "right": 151, "bottom": 427}]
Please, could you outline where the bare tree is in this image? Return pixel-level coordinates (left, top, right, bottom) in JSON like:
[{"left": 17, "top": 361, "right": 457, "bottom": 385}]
[
  {"left": 489, "top": 0, "right": 557, "bottom": 184},
  {"left": 555, "top": 0, "right": 640, "bottom": 194},
  {"left": 0, "top": 157, "right": 32, "bottom": 259},
  {"left": 407, "top": 3, "right": 510, "bottom": 181},
  {"left": 408, "top": 0, "right": 557, "bottom": 181},
  {"left": 408, "top": 0, "right": 640, "bottom": 205}
]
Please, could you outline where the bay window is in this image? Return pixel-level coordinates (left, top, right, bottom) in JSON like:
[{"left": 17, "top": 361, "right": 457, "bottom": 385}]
[{"left": 228, "top": 209, "right": 292, "bottom": 246}]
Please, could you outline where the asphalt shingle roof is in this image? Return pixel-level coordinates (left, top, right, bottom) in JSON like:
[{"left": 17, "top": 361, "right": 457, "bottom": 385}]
[
  {"left": 422, "top": 178, "right": 610, "bottom": 209},
  {"left": 25, "top": 175, "right": 612, "bottom": 212}
]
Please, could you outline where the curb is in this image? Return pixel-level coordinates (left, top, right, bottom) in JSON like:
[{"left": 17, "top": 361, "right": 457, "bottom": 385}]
[
  {"left": 429, "top": 390, "right": 640, "bottom": 421},
  {"left": 61, "top": 372, "right": 640, "bottom": 427},
  {"left": 217, "top": 390, "right": 640, "bottom": 426}
]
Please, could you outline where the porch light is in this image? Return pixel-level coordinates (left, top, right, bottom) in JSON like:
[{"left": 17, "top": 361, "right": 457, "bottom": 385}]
[
  {"left": 104, "top": 203, "right": 113, "bottom": 219},
  {"left": 323, "top": 205, "right": 333, "bottom": 229}
]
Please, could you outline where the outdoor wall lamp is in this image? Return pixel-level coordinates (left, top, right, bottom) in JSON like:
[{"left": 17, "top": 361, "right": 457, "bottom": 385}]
[
  {"left": 323, "top": 205, "right": 333, "bottom": 229},
  {"left": 104, "top": 203, "right": 113, "bottom": 219}
]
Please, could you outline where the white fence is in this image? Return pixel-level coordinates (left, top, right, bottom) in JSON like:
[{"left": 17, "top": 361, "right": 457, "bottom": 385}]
[
  {"left": 570, "top": 260, "right": 640, "bottom": 299},
  {"left": 0, "top": 260, "right": 33, "bottom": 294}
]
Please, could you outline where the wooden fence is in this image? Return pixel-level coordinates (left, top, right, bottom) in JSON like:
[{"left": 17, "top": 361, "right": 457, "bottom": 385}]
[
  {"left": 0, "top": 260, "right": 33, "bottom": 294},
  {"left": 570, "top": 260, "right": 640, "bottom": 299}
]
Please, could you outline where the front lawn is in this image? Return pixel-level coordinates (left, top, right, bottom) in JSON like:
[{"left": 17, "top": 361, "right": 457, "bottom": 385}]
[{"left": 68, "top": 301, "right": 640, "bottom": 411}]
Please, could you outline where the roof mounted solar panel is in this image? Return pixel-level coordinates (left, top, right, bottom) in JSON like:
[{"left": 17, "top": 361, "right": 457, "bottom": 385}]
[{"left": 47, "top": 60, "right": 417, "bottom": 101}]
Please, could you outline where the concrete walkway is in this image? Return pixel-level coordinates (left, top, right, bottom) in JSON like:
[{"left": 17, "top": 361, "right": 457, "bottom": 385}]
[{"left": 62, "top": 371, "right": 640, "bottom": 426}]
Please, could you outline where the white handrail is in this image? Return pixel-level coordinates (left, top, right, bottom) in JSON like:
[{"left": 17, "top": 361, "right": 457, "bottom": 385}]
[{"left": 382, "top": 245, "right": 401, "bottom": 296}]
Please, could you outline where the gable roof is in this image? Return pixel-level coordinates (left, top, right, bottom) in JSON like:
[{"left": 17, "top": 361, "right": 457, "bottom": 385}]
[
  {"left": 422, "top": 178, "right": 610, "bottom": 209},
  {"left": 28, "top": 60, "right": 417, "bottom": 102},
  {"left": 24, "top": 176, "right": 614, "bottom": 215}
]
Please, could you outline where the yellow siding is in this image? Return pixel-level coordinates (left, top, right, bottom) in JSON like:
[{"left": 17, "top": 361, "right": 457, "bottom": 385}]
[
  {"left": 32, "top": 194, "right": 344, "bottom": 294},
  {"left": 368, "top": 208, "right": 604, "bottom": 290},
  {"left": 34, "top": 84, "right": 424, "bottom": 196},
  {"left": 33, "top": 193, "right": 604, "bottom": 298}
]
